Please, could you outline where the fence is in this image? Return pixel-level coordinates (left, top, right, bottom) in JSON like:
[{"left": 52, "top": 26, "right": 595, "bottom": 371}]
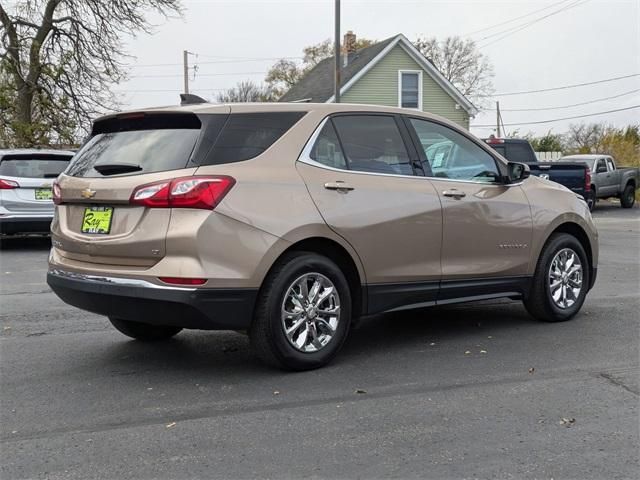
[{"left": 535, "top": 151, "right": 563, "bottom": 161}]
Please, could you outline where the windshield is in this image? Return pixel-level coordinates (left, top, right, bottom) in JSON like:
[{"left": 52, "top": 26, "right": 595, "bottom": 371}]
[
  {"left": 0, "top": 157, "right": 72, "bottom": 178},
  {"left": 67, "top": 129, "right": 200, "bottom": 178}
]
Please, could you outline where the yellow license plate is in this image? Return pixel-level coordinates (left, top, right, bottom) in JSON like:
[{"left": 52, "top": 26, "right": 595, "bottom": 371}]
[
  {"left": 81, "top": 206, "right": 114, "bottom": 234},
  {"left": 35, "top": 188, "right": 52, "bottom": 200}
]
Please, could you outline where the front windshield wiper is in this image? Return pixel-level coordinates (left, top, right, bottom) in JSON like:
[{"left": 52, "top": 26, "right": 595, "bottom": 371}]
[{"left": 94, "top": 163, "right": 143, "bottom": 175}]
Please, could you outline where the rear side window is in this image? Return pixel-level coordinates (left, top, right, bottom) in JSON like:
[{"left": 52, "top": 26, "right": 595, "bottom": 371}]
[
  {"left": 505, "top": 143, "right": 534, "bottom": 163},
  {"left": 0, "top": 156, "right": 71, "bottom": 178},
  {"left": 201, "top": 112, "right": 305, "bottom": 165},
  {"left": 331, "top": 115, "right": 412, "bottom": 175},
  {"left": 309, "top": 121, "right": 347, "bottom": 169}
]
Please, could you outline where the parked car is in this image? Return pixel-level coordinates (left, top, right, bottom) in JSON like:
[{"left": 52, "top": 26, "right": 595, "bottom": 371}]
[
  {"left": 560, "top": 154, "right": 638, "bottom": 209},
  {"left": 483, "top": 137, "right": 594, "bottom": 209},
  {"left": 0, "top": 149, "right": 75, "bottom": 236},
  {"left": 47, "top": 103, "right": 598, "bottom": 370}
]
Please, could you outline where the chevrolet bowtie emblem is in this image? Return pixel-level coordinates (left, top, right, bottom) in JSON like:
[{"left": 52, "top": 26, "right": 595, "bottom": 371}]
[{"left": 81, "top": 188, "right": 96, "bottom": 199}]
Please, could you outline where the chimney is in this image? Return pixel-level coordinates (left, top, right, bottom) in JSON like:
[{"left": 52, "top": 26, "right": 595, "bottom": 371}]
[
  {"left": 342, "top": 31, "right": 356, "bottom": 66},
  {"left": 344, "top": 31, "right": 357, "bottom": 54}
]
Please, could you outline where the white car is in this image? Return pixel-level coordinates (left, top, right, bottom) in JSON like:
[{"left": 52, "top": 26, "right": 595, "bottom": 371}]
[{"left": 0, "top": 149, "right": 74, "bottom": 235}]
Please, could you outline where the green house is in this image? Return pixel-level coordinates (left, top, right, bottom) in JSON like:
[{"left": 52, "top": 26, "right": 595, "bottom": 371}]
[{"left": 279, "top": 33, "right": 477, "bottom": 129}]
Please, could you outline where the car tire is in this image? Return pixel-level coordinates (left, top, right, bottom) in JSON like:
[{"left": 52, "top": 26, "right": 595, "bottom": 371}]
[
  {"left": 620, "top": 184, "right": 635, "bottom": 208},
  {"left": 524, "top": 233, "right": 590, "bottom": 323},
  {"left": 109, "top": 318, "right": 182, "bottom": 341},
  {"left": 249, "top": 252, "right": 352, "bottom": 371},
  {"left": 587, "top": 189, "right": 596, "bottom": 211}
]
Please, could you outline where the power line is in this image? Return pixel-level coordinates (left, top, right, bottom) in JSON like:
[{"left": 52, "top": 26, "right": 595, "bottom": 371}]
[
  {"left": 478, "top": 0, "right": 589, "bottom": 48},
  {"left": 466, "top": 0, "right": 571, "bottom": 37},
  {"left": 129, "top": 56, "right": 302, "bottom": 68},
  {"left": 486, "top": 89, "right": 640, "bottom": 112},
  {"left": 482, "top": 73, "right": 640, "bottom": 97},
  {"left": 128, "top": 71, "right": 267, "bottom": 79},
  {"left": 471, "top": 105, "right": 640, "bottom": 127}
]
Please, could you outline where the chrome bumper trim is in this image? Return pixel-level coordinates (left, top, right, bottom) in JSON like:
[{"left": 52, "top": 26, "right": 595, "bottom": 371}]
[{"left": 47, "top": 268, "right": 197, "bottom": 292}]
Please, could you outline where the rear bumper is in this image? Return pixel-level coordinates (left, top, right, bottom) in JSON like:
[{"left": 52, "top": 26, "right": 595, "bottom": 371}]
[
  {"left": 0, "top": 215, "right": 53, "bottom": 235},
  {"left": 47, "top": 268, "right": 257, "bottom": 330}
]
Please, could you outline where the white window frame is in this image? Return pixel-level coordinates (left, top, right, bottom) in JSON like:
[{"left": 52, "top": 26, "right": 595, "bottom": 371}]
[{"left": 398, "top": 70, "right": 423, "bottom": 110}]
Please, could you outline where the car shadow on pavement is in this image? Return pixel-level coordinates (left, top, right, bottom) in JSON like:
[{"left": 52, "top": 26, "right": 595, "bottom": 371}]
[
  {"left": 0, "top": 235, "right": 51, "bottom": 250},
  {"left": 85, "top": 300, "right": 535, "bottom": 378}
]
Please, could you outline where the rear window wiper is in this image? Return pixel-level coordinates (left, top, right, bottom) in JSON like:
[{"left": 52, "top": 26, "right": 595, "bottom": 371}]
[{"left": 93, "top": 163, "right": 143, "bottom": 175}]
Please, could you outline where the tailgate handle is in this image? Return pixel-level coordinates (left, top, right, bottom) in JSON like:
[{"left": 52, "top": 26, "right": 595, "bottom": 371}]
[
  {"left": 442, "top": 189, "right": 466, "bottom": 199},
  {"left": 324, "top": 181, "right": 354, "bottom": 192}
]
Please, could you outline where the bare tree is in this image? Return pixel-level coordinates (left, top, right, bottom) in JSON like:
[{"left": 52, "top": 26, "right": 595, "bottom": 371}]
[
  {"left": 216, "top": 80, "right": 276, "bottom": 103},
  {"left": 414, "top": 36, "right": 494, "bottom": 105},
  {"left": 0, "top": 0, "right": 182, "bottom": 146},
  {"left": 564, "top": 123, "right": 607, "bottom": 153}
]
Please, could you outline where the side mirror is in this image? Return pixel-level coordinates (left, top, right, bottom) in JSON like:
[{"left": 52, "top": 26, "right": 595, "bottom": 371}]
[
  {"left": 596, "top": 165, "right": 607, "bottom": 173},
  {"left": 507, "top": 162, "right": 530, "bottom": 183}
]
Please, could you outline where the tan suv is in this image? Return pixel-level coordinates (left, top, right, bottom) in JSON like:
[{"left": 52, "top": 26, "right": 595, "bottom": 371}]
[{"left": 47, "top": 102, "right": 598, "bottom": 370}]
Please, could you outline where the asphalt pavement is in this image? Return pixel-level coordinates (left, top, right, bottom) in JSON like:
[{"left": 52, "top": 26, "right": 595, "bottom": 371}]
[{"left": 1, "top": 202, "right": 638, "bottom": 479}]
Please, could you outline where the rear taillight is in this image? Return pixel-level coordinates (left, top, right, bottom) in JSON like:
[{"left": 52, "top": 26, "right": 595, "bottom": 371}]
[
  {"left": 158, "top": 277, "right": 207, "bottom": 286},
  {"left": 0, "top": 179, "right": 19, "bottom": 189},
  {"left": 130, "top": 176, "right": 235, "bottom": 210},
  {"left": 52, "top": 181, "right": 62, "bottom": 204},
  {"left": 585, "top": 168, "right": 591, "bottom": 193}
]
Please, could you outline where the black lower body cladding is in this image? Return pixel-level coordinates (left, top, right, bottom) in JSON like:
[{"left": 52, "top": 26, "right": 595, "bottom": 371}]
[{"left": 46, "top": 269, "right": 257, "bottom": 330}]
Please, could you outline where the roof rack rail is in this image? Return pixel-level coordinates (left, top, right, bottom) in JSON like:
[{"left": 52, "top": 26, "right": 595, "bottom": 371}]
[{"left": 180, "top": 93, "right": 207, "bottom": 106}]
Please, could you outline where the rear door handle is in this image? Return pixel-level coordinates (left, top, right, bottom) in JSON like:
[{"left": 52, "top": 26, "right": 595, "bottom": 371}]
[
  {"left": 442, "top": 189, "right": 466, "bottom": 199},
  {"left": 324, "top": 181, "right": 354, "bottom": 192}
]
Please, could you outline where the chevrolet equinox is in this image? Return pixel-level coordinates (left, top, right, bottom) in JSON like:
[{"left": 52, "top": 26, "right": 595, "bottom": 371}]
[{"left": 47, "top": 103, "right": 598, "bottom": 370}]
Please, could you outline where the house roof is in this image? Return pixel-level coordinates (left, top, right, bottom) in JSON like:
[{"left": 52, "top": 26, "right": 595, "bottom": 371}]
[
  {"left": 279, "top": 34, "right": 477, "bottom": 116},
  {"left": 279, "top": 36, "right": 396, "bottom": 104}
]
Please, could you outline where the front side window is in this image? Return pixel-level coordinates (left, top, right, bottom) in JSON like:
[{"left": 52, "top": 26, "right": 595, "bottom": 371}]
[
  {"left": 332, "top": 115, "right": 413, "bottom": 176},
  {"left": 400, "top": 72, "right": 421, "bottom": 109},
  {"left": 596, "top": 159, "right": 607, "bottom": 172},
  {"left": 409, "top": 118, "right": 501, "bottom": 183}
]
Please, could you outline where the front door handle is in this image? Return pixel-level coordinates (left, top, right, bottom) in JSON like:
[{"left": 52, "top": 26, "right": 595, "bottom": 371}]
[
  {"left": 442, "top": 189, "right": 466, "bottom": 199},
  {"left": 324, "top": 181, "right": 354, "bottom": 192}
]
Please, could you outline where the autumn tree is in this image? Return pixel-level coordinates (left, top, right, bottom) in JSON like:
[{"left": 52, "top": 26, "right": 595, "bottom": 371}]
[
  {"left": 564, "top": 123, "right": 607, "bottom": 153},
  {"left": 0, "top": 0, "right": 182, "bottom": 147},
  {"left": 216, "top": 80, "right": 277, "bottom": 103},
  {"left": 414, "top": 36, "right": 494, "bottom": 105},
  {"left": 265, "top": 37, "right": 374, "bottom": 98},
  {"left": 526, "top": 131, "right": 565, "bottom": 152}
]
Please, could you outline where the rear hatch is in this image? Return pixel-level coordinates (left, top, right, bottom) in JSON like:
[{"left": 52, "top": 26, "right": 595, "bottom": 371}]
[
  {"left": 53, "top": 112, "right": 207, "bottom": 266},
  {"left": 528, "top": 162, "right": 588, "bottom": 194},
  {"left": 0, "top": 154, "right": 72, "bottom": 213}
]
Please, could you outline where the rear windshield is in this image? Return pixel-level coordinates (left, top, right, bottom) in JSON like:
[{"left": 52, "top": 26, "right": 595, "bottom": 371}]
[
  {"left": 66, "top": 111, "right": 305, "bottom": 177},
  {"left": 67, "top": 129, "right": 200, "bottom": 178},
  {"left": 0, "top": 156, "right": 71, "bottom": 178}
]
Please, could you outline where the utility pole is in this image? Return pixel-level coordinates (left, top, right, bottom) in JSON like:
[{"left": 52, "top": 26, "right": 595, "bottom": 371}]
[
  {"left": 496, "top": 101, "right": 501, "bottom": 137},
  {"left": 183, "top": 50, "right": 190, "bottom": 94},
  {"left": 334, "top": 0, "right": 341, "bottom": 103}
]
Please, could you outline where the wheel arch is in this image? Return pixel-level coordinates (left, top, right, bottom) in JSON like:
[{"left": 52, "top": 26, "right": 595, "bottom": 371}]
[
  {"left": 261, "top": 236, "right": 365, "bottom": 319},
  {"left": 544, "top": 222, "right": 596, "bottom": 289}
]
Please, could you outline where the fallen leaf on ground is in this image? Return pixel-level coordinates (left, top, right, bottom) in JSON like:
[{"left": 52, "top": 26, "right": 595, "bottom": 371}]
[
  {"left": 480, "top": 350, "right": 487, "bottom": 354},
  {"left": 559, "top": 418, "right": 576, "bottom": 427},
  {"left": 355, "top": 389, "right": 367, "bottom": 394},
  {"left": 464, "top": 351, "right": 471, "bottom": 355},
  {"left": 528, "top": 367, "right": 535, "bottom": 374},
  {"left": 166, "top": 422, "right": 177, "bottom": 428},
  {"left": 273, "top": 390, "right": 280, "bottom": 395}
]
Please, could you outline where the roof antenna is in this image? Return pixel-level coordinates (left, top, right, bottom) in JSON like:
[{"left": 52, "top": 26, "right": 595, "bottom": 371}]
[{"left": 180, "top": 93, "right": 207, "bottom": 105}]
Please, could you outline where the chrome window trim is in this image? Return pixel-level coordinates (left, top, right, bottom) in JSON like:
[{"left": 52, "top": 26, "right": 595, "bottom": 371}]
[
  {"left": 48, "top": 268, "right": 197, "bottom": 291},
  {"left": 297, "top": 116, "right": 520, "bottom": 187}
]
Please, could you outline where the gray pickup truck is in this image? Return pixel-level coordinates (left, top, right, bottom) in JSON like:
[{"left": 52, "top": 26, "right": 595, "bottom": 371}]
[{"left": 561, "top": 154, "right": 638, "bottom": 209}]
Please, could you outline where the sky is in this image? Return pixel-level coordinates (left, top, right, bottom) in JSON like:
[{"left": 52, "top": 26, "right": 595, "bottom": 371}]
[{"left": 116, "top": 0, "right": 640, "bottom": 137}]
